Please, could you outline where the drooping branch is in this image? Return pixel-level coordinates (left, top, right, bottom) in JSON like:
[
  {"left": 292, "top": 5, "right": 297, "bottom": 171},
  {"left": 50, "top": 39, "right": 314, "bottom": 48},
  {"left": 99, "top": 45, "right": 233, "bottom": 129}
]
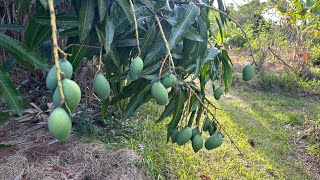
[{"left": 183, "top": 81, "right": 243, "bottom": 155}]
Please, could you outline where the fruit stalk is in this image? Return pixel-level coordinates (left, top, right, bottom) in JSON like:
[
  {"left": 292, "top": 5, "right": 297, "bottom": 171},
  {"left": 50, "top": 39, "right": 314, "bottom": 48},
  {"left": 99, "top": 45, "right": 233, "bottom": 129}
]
[
  {"left": 155, "top": 16, "right": 175, "bottom": 75},
  {"left": 129, "top": 0, "right": 141, "bottom": 56},
  {"left": 98, "top": 45, "right": 103, "bottom": 72},
  {"left": 48, "top": 0, "right": 65, "bottom": 107}
]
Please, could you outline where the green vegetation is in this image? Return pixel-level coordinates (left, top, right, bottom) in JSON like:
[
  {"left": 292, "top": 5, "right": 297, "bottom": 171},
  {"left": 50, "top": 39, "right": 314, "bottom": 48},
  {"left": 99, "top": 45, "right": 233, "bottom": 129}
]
[{"left": 128, "top": 88, "right": 319, "bottom": 179}]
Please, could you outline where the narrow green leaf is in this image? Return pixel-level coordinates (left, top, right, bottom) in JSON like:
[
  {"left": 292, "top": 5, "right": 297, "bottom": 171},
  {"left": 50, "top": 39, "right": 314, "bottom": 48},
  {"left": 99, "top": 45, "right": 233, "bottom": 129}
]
[
  {"left": 105, "top": 15, "right": 115, "bottom": 55},
  {"left": 183, "top": 26, "right": 203, "bottom": 42},
  {"left": 193, "top": 57, "right": 202, "bottom": 80},
  {"left": 157, "top": 94, "right": 177, "bottom": 123},
  {"left": 141, "top": 25, "right": 157, "bottom": 58},
  {"left": 0, "top": 33, "right": 48, "bottom": 71},
  {"left": 33, "top": 16, "right": 79, "bottom": 28},
  {"left": 114, "top": 0, "right": 134, "bottom": 24},
  {"left": 0, "top": 24, "right": 26, "bottom": 32},
  {"left": 97, "top": 0, "right": 107, "bottom": 22},
  {"left": 25, "top": 19, "right": 51, "bottom": 50},
  {"left": 79, "top": 0, "right": 96, "bottom": 42},
  {"left": 203, "top": 46, "right": 218, "bottom": 63},
  {"left": 167, "top": 88, "right": 186, "bottom": 141},
  {"left": 168, "top": 2, "right": 200, "bottom": 48},
  {"left": 67, "top": 37, "right": 89, "bottom": 69},
  {"left": 107, "top": 46, "right": 121, "bottom": 69},
  {"left": 16, "top": 0, "right": 31, "bottom": 16},
  {"left": 95, "top": 26, "right": 106, "bottom": 46},
  {"left": 60, "top": 28, "right": 79, "bottom": 37},
  {"left": 2, "top": 57, "right": 17, "bottom": 72},
  {"left": 220, "top": 52, "right": 233, "bottom": 93},
  {"left": 0, "top": 112, "right": 10, "bottom": 124},
  {"left": 137, "top": 0, "right": 154, "bottom": 9},
  {"left": 0, "top": 67, "right": 23, "bottom": 116},
  {"left": 122, "top": 84, "right": 152, "bottom": 120}
]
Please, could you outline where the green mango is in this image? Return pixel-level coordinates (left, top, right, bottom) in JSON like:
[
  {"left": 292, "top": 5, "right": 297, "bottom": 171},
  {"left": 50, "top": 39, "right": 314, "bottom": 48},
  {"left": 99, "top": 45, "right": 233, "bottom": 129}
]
[
  {"left": 191, "top": 127, "right": 200, "bottom": 139},
  {"left": 192, "top": 134, "right": 203, "bottom": 153},
  {"left": 53, "top": 79, "right": 81, "bottom": 112},
  {"left": 205, "top": 133, "right": 223, "bottom": 150},
  {"left": 203, "top": 117, "right": 211, "bottom": 131},
  {"left": 161, "top": 74, "right": 177, "bottom": 88},
  {"left": 93, "top": 73, "right": 110, "bottom": 100},
  {"left": 214, "top": 86, "right": 225, "bottom": 100},
  {"left": 151, "top": 81, "right": 168, "bottom": 105},
  {"left": 46, "top": 59, "right": 73, "bottom": 92},
  {"left": 171, "top": 129, "right": 179, "bottom": 143},
  {"left": 242, "top": 64, "right": 254, "bottom": 81},
  {"left": 48, "top": 107, "right": 72, "bottom": 142},
  {"left": 176, "top": 127, "right": 192, "bottom": 146},
  {"left": 129, "top": 56, "right": 144, "bottom": 80}
]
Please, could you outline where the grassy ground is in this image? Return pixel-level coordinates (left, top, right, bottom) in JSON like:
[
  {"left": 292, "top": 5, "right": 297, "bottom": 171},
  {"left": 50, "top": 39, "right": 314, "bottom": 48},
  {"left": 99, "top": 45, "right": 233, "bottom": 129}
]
[{"left": 127, "top": 87, "right": 320, "bottom": 179}]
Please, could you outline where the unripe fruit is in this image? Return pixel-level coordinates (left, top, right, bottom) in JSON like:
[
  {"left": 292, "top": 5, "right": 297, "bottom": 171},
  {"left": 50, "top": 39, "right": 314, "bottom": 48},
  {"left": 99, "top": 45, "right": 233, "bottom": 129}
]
[
  {"left": 93, "top": 73, "right": 110, "bottom": 100},
  {"left": 205, "top": 133, "right": 223, "bottom": 150},
  {"left": 202, "top": 117, "right": 211, "bottom": 131},
  {"left": 208, "top": 123, "right": 217, "bottom": 136},
  {"left": 53, "top": 79, "right": 81, "bottom": 112},
  {"left": 151, "top": 81, "right": 168, "bottom": 105},
  {"left": 214, "top": 86, "right": 224, "bottom": 100},
  {"left": 48, "top": 107, "right": 72, "bottom": 142},
  {"left": 46, "top": 59, "right": 73, "bottom": 92},
  {"left": 176, "top": 127, "right": 192, "bottom": 146},
  {"left": 242, "top": 64, "right": 254, "bottom": 81},
  {"left": 129, "top": 56, "right": 143, "bottom": 80},
  {"left": 161, "top": 74, "right": 177, "bottom": 88},
  {"left": 171, "top": 129, "right": 179, "bottom": 143},
  {"left": 191, "top": 127, "right": 200, "bottom": 139},
  {"left": 192, "top": 134, "right": 203, "bottom": 152}
]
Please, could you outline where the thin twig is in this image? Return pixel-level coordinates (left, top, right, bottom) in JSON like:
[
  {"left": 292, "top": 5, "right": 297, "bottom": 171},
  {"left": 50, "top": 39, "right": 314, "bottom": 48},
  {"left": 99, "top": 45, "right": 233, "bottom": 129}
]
[
  {"left": 196, "top": 3, "right": 257, "bottom": 66},
  {"left": 268, "top": 46, "right": 292, "bottom": 69},
  {"left": 49, "top": 0, "right": 65, "bottom": 107},
  {"left": 65, "top": 44, "right": 100, "bottom": 50},
  {"left": 58, "top": 47, "right": 70, "bottom": 59},
  {"left": 129, "top": 0, "right": 141, "bottom": 56},
  {"left": 183, "top": 81, "right": 243, "bottom": 155},
  {"left": 155, "top": 15, "right": 175, "bottom": 74},
  {"left": 98, "top": 44, "right": 103, "bottom": 73},
  {"left": 158, "top": 54, "right": 169, "bottom": 80}
]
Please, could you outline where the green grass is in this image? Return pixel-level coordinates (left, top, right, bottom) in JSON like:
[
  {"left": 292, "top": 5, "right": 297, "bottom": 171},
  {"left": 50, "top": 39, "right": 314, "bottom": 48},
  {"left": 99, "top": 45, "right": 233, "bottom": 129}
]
[{"left": 127, "top": 89, "right": 319, "bottom": 179}]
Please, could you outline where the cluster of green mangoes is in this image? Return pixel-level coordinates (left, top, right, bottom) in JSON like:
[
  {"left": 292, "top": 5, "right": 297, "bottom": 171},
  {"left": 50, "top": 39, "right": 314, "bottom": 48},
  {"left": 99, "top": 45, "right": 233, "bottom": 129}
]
[
  {"left": 129, "top": 56, "right": 177, "bottom": 105},
  {"left": 46, "top": 59, "right": 81, "bottom": 142},
  {"left": 213, "top": 64, "right": 254, "bottom": 100},
  {"left": 171, "top": 117, "right": 224, "bottom": 153}
]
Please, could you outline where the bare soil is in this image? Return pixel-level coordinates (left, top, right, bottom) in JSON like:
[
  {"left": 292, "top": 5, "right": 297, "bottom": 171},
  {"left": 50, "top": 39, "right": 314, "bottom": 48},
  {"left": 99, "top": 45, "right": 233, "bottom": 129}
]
[{"left": 0, "top": 119, "right": 147, "bottom": 180}]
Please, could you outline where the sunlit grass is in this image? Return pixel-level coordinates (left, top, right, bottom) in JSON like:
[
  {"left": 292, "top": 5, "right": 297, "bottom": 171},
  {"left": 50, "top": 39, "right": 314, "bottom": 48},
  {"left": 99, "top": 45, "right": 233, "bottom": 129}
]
[{"left": 128, "top": 89, "right": 319, "bottom": 179}]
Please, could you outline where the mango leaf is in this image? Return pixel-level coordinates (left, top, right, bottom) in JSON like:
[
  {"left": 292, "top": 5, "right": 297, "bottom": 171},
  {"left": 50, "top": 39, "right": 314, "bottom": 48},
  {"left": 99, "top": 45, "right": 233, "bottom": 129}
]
[
  {"left": 114, "top": 0, "right": 134, "bottom": 24},
  {"left": 203, "top": 46, "right": 218, "bottom": 63},
  {"left": 220, "top": 51, "right": 233, "bottom": 93},
  {"left": 0, "top": 24, "right": 26, "bottom": 32},
  {"left": 157, "top": 94, "right": 176, "bottom": 123},
  {"left": 167, "top": 2, "right": 200, "bottom": 49},
  {"left": 67, "top": 37, "right": 89, "bottom": 69},
  {"left": 122, "top": 84, "right": 152, "bottom": 120},
  {"left": 0, "top": 67, "right": 23, "bottom": 116},
  {"left": 193, "top": 57, "right": 202, "bottom": 80},
  {"left": 105, "top": 15, "right": 115, "bottom": 55},
  {"left": 141, "top": 24, "right": 156, "bottom": 58},
  {"left": 217, "top": 0, "right": 227, "bottom": 25},
  {"left": 16, "top": 0, "right": 31, "bottom": 16},
  {"left": 60, "top": 28, "right": 79, "bottom": 37},
  {"left": 25, "top": 19, "right": 51, "bottom": 50},
  {"left": 33, "top": 16, "right": 79, "bottom": 28},
  {"left": 183, "top": 26, "right": 203, "bottom": 42},
  {"left": 79, "top": 0, "right": 96, "bottom": 42},
  {"left": 0, "top": 112, "right": 10, "bottom": 124},
  {"left": 107, "top": 46, "right": 121, "bottom": 69},
  {"left": 97, "top": 0, "right": 107, "bottom": 22},
  {"left": 0, "top": 33, "right": 48, "bottom": 71},
  {"left": 137, "top": 0, "right": 154, "bottom": 9},
  {"left": 167, "top": 87, "right": 186, "bottom": 141}
]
